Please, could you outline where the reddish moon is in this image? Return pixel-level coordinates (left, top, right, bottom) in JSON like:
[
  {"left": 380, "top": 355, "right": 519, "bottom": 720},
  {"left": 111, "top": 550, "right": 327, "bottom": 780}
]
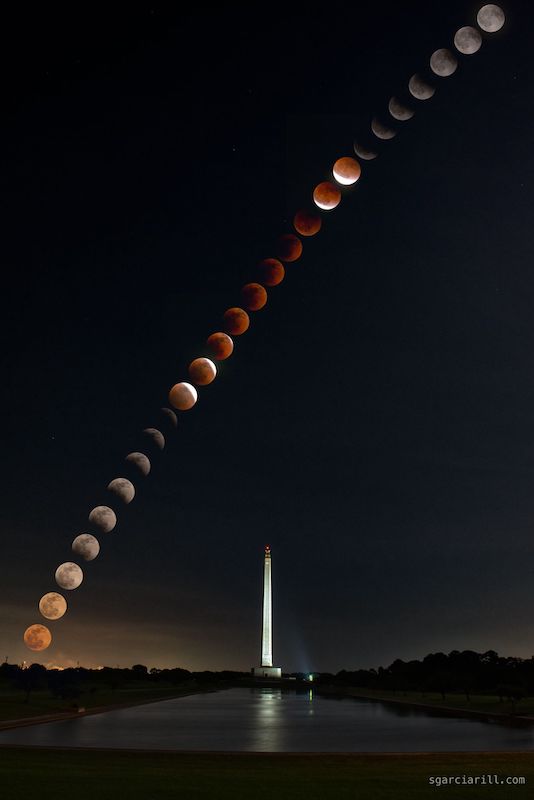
[
  {"left": 257, "top": 258, "right": 285, "bottom": 287},
  {"left": 277, "top": 234, "right": 302, "bottom": 263},
  {"left": 332, "top": 157, "right": 361, "bottom": 186},
  {"left": 24, "top": 624, "right": 52, "bottom": 652},
  {"left": 313, "top": 181, "right": 341, "bottom": 210},
  {"left": 293, "top": 209, "right": 322, "bottom": 237},
  {"left": 188, "top": 357, "right": 217, "bottom": 386},
  {"left": 206, "top": 332, "right": 234, "bottom": 360},
  {"left": 223, "top": 307, "right": 250, "bottom": 335},
  {"left": 242, "top": 283, "right": 267, "bottom": 311},
  {"left": 168, "top": 382, "right": 198, "bottom": 410}
]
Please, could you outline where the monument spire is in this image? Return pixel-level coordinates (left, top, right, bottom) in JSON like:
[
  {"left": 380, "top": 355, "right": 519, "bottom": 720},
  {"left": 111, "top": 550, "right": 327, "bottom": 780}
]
[{"left": 252, "top": 545, "right": 281, "bottom": 679}]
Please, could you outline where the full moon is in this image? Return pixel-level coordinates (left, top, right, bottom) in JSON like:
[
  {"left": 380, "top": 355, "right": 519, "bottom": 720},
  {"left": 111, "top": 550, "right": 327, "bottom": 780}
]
[
  {"left": 277, "top": 234, "right": 302, "bottom": 262},
  {"left": 388, "top": 97, "right": 414, "bottom": 121},
  {"left": 39, "top": 592, "right": 67, "bottom": 621},
  {"left": 430, "top": 48, "right": 458, "bottom": 77},
  {"left": 168, "top": 382, "right": 198, "bottom": 410},
  {"left": 189, "top": 358, "right": 217, "bottom": 385},
  {"left": 206, "top": 332, "right": 234, "bottom": 360},
  {"left": 257, "top": 258, "right": 285, "bottom": 286},
  {"left": 72, "top": 533, "right": 100, "bottom": 561},
  {"left": 477, "top": 4, "right": 505, "bottom": 32},
  {"left": 353, "top": 141, "right": 377, "bottom": 160},
  {"left": 313, "top": 181, "right": 341, "bottom": 210},
  {"left": 371, "top": 117, "right": 396, "bottom": 140},
  {"left": 24, "top": 624, "right": 52, "bottom": 651},
  {"left": 242, "top": 283, "right": 267, "bottom": 311},
  {"left": 89, "top": 505, "right": 117, "bottom": 533},
  {"left": 143, "top": 428, "right": 165, "bottom": 449},
  {"left": 108, "top": 477, "right": 135, "bottom": 504},
  {"left": 223, "top": 307, "right": 250, "bottom": 335},
  {"left": 55, "top": 562, "right": 83, "bottom": 590},
  {"left": 408, "top": 74, "right": 435, "bottom": 100},
  {"left": 332, "top": 156, "right": 361, "bottom": 186},
  {"left": 293, "top": 209, "right": 322, "bottom": 237},
  {"left": 126, "top": 451, "right": 151, "bottom": 476},
  {"left": 454, "top": 26, "right": 482, "bottom": 54}
]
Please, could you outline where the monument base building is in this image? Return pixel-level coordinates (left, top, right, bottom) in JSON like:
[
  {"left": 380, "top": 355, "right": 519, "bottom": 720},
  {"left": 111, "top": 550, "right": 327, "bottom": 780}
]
[
  {"left": 252, "top": 666, "right": 282, "bottom": 679},
  {"left": 252, "top": 545, "right": 281, "bottom": 679}
]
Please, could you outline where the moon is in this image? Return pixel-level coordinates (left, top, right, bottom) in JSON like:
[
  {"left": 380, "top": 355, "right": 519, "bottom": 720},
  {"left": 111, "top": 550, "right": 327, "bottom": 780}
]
[
  {"left": 371, "top": 117, "right": 396, "bottom": 140},
  {"left": 454, "top": 26, "right": 482, "bottom": 54},
  {"left": 189, "top": 358, "right": 217, "bottom": 386},
  {"left": 126, "top": 451, "right": 151, "bottom": 476},
  {"left": 332, "top": 157, "right": 361, "bottom": 186},
  {"left": 388, "top": 97, "right": 414, "bottom": 121},
  {"left": 206, "top": 332, "right": 234, "bottom": 360},
  {"left": 89, "top": 505, "right": 117, "bottom": 533},
  {"left": 143, "top": 427, "right": 165, "bottom": 449},
  {"left": 39, "top": 592, "right": 67, "bottom": 621},
  {"left": 55, "top": 562, "right": 83, "bottom": 590},
  {"left": 257, "top": 258, "right": 285, "bottom": 287},
  {"left": 24, "top": 624, "right": 52, "bottom": 651},
  {"left": 277, "top": 234, "right": 302, "bottom": 262},
  {"left": 72, "top": 533, "right": 100, "bottom": 561},
  {"left": 223, "top": 307, "right": 250, "bottom": 335},
  {"left": 160, "top": 407, "right": 178, "bottom": 428},
  {"left": 242, "top": 283, "right": 267, "bottom": 311},
  {"left": 408, "top": 73, "right": 435, "bottom": 100},
  {"left": 293, "top": 209, "right": 321, "bottom": 237},
  {"left": 168, "top": 382, "right": 198, "bottom": 410},
  {"left": 313, "top": 181, "right": 341, "bottom": 210},
  {"left": 430, "top": 48, "right": 457, "bottom": 77},
  {"left": 477, "top": 4, "right": 505, "bottom": 32},
  {"left": 108, "top": 477, "right": 135, "bottom": 504},
  {"left": 353, "top": 141, "right": 378, "bottom": 161}
]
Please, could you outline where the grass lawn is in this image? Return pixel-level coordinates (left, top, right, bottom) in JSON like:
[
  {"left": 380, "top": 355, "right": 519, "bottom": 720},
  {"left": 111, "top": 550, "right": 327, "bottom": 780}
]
[{"left": 0, "top": 748, "right": 531, "bottom": 800}]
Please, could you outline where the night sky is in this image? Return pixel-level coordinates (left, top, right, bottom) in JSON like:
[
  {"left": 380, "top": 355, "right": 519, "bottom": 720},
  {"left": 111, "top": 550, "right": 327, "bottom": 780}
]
[{"left": 2, "top": 2, "right": 534, "bottom": 672}]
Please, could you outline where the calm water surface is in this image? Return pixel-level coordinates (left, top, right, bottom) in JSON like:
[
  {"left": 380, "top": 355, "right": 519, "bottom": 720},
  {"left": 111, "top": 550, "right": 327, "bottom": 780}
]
[{"left": 1, "top": 688, "right": 533, "bottom": 752}]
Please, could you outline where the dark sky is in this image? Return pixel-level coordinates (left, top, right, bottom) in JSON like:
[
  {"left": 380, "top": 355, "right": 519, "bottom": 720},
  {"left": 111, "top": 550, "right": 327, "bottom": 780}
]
[{"left": 2, "top": 2, "right": 534, "bottom": 672}]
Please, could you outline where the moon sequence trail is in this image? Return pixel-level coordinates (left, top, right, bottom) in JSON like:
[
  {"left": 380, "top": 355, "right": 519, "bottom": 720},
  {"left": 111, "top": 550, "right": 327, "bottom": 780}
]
[{"left": 23, "top": 4, "right": 506, "bottom": 653}]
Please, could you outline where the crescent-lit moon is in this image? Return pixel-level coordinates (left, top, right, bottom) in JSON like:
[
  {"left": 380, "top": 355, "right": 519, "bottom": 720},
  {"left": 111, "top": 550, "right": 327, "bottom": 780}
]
[
  {"left": 408, "top": 73, "right": 435, "bottom": 100},
  {"left": 477, "top": 4, "right": 505, "bottom": 33},
  {"left": 143, "top": 427, "right": 165, "bottom": 449},
  {"left": 108, "top": 477, "right": 135, "bottom": 504},
  {"left": 160, "top": 407, "right": 178, "bottom": 428},
  {"left": 430, "top": 48, "right": 458, "bottom": 77},
  {"left": 72, "top": 533, "right": 100, "bottom": 561},
  {"left": 332, "top": 156, "right": 361, "bottom": 186},
  {"left": 168, "top": 383, "right": 198, "bottom": 411},
  {"left": 371, "top": 117, "right": 396, "bottom": 140},
  {"left": 188, "top": 358, "right": 217, "bottom": 386},
  {"left": 55, "top": 562, "right": 83, "bottom": 590},
  {"left": 88, "top": 505, "right": 117, "bottom": 533},
  {"left": 454, "top": 26, "right": 482, "bottom": 55},
  {"left": 353, "top": 141, "right": 378, "bottom": 161},
  {"left": 313, "top": 181, "right": 341, "bottom": 211},
  {"left": 39, "top": 592, "right": 67, "bottom": 621},
  {"left": 24, "top": 624, "right": 52, "bottom": 651},
  {"left": 388, "top": 97, "right": 414, "bottom": 121},
  {"left": 126, "top": 451, "right": 151, "bottom": 476}
]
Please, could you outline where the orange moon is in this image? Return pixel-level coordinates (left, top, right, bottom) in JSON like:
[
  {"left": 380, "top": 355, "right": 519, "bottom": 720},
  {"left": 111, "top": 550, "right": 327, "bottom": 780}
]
[
  {"left": 293, "top": 209, "right": 322, "bottom": 237},
  {"left": 313, "top": 181, "right": 341, "bottom": 210},
  {"left": 223, "top": 307, "right": 250, "bottom": 335},
  {"left": 188, "top": 358, "right": 217, "bottom": 385},
  {"left": 277, "top": 234, "right": 302, "bottom": 262},
  {"left": 168, "top": 382, "right": 198, "bottom": 410},
  {"left": 206, "top": 332, "right": 234, "bottom": 360},
  {"left": 242, "top": 283, "right": 267, "bottom": 311},
  {"left": 24, "top": 624, "right": 52, "bottom": 652},
  {"left": 332, "top": 157, "right": 361, "bottom": 186},
  {"left": 257, "top": 258, "right": 285, "bottom": 287}
]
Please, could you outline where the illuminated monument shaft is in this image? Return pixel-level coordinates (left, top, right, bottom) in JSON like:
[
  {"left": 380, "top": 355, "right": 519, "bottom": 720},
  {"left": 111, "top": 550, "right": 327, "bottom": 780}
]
[{"left": 252, "top": 545, "right": 281, "bottom": 678}]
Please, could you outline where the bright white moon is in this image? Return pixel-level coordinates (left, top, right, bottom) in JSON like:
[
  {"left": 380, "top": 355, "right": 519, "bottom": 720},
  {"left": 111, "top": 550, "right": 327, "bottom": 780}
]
[{"left": 477, "top": 4, "right": 505, "bottom": 33}]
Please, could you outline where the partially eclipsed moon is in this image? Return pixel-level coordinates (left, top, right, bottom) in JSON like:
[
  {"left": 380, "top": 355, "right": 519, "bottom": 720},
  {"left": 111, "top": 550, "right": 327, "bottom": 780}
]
[
  {"left": 160, "top": 408, "right": 178, "bottom": 428},
  {"left": 241, "top": 283, "right": 267, "bottom": 311},
  {"left": 55, "top": 562, "right": 83, "bottom": 590},
  {"left": 189, "top": 358, "right": 217, "bottom": 386},
  {"left": 39, "top": 592, "right": 67, "bottom": 620},
  {"left": 168, "top": 382, "right": 198, "bottom": 410},
  {"left": 371, "top": 117, "right": 396, "bottom": 140},
  {"left": 430, "top": 48, "right": 458, "bottom": 77},
  {"left": 72, "top": 533, "right": 100, "bottom": 561},
  {"left": 477, "top": 4, "right": 505, "bottom": 33},
  {"left": 24, "top": 624, "right": 52, "bottom": 651},
  {"left": 388, "top": 97, "right": 414, "bottom": 121},
  {"left": 143, "top": 428, "right": 165, "bottom": 449},
  {"left": 126, "top": 451, "right": 151, "bottom": 476},
  {"left": 89, "top": 505, "right": 117, "bottom": 533},
  {"left": 408, "top": 74, "right": 435, "bottom": 100},
  {"left": 313, "top": 182, "right": 341, "bottom": 210},
  {"left": 206, "top": 332, "right": 234, "bottom": 360},
  {"left": 353, "top": 141, "right": 378, "bottom": 161},
  {"left": 332, "top": 157, "right": 361, "bottom": 186},
  {"left": 108, "top": 477, "right": 135, "bottom": 504},
  {"left": 454, "top": 26, "right": 482, "bottom": 54}
]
